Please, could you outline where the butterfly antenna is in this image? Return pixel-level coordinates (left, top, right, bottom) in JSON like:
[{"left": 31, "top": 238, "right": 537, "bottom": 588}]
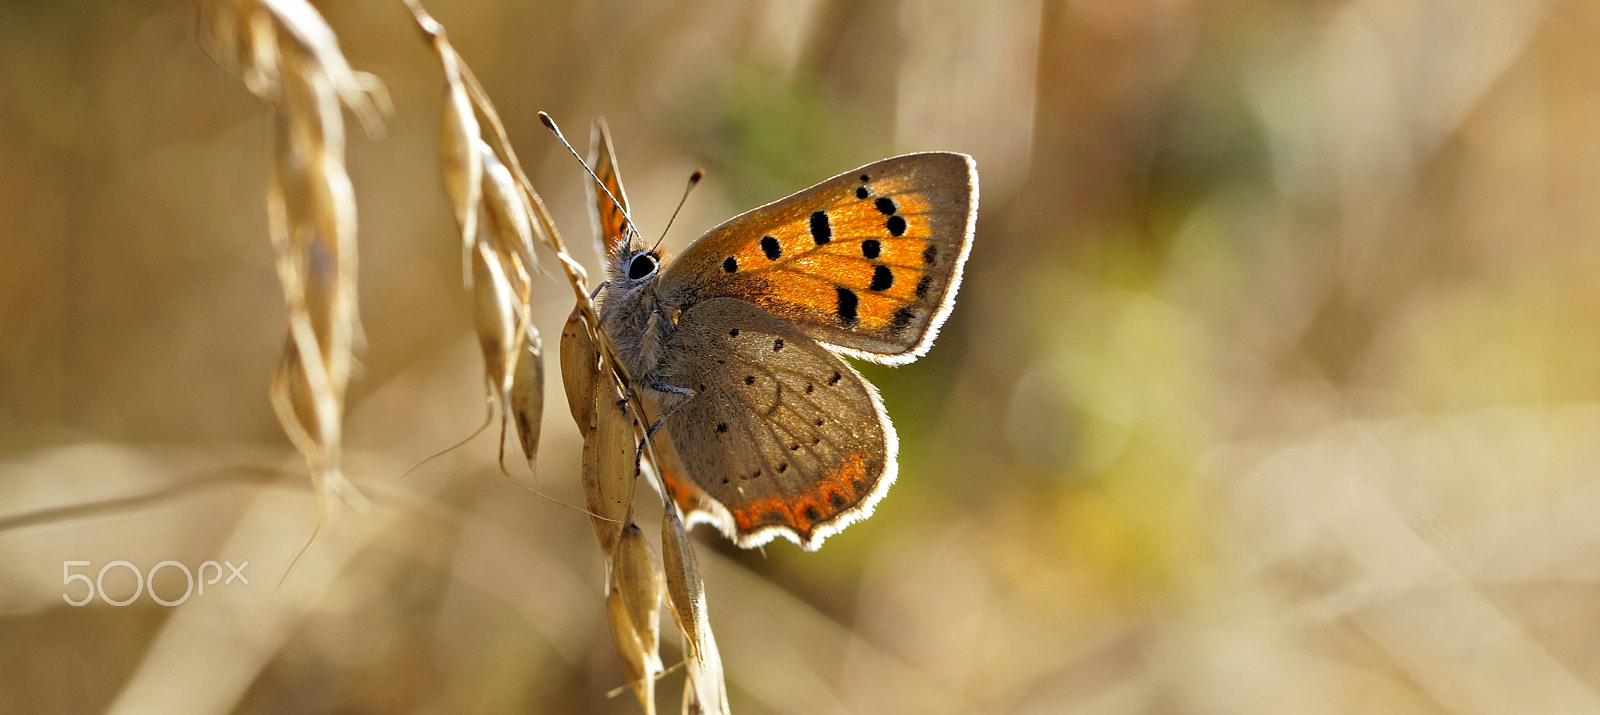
[
  {"left": 539, "top": 112, "right": 642, "bottom": 244},
  {"left": 649, "top": 169, "right": 702, "bottom": 254}
]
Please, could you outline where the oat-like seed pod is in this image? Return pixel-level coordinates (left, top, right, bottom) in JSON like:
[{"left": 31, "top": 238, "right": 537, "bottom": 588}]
[
  {"left": 561, "top": 305, "right": 600, "bottom": 435},
  {"left": 608, "top": 524, "right": 665, "bottom": 713},
  {"left": 478, "top": 140, "right": 540, "bottom": 288},
  {"left": 662, "top": 501, "right": 729, "bottom": 714},
  {"left": 437, "top": 39, "right": 482, "bottom": 283},
  {"left": 472, "top": 241, "right": 519, "bottom": 399},
  {"left": 509, "top": 328, "right": 544, "bottom": 473},
  {"left": 584, "top": 377, "right": 639, "bottom": 557},
  {"left": 414, "top": 2, "right": 545, "bottom": 471}
]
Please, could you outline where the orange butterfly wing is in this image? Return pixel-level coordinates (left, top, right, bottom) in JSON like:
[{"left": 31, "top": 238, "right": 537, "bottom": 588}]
[
  {"left": 658, "top": 153, "right": 977, "bottom": 364},
  {"left": 587, "top": 119, "right": 635, "bottom": 259}
]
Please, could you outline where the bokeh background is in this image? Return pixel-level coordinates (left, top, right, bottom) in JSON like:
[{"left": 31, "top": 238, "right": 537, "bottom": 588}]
[{"left": 6, "top": 0, "right": 1600, "bottom": 712}]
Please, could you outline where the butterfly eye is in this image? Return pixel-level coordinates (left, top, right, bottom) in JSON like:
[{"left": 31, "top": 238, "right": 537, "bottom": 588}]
[{"left": 627, "top": 253, "right": 657, "bottom": 280}]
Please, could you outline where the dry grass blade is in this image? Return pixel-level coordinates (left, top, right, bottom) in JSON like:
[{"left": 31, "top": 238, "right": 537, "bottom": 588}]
[
  {"left": 200, "top": 0, "right": 391, "bottom": 554},
  {"left": 662, "top": 501, "right": 730, "bottom": 715},
  {"left": 608, "top": 523, "right": 666, "bottom": 713}
]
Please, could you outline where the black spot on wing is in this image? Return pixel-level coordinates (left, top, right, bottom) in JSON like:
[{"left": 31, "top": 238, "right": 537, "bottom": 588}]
[
  {"left": 722, "top": 256, "right": 737, "bottom": 273},
  {"left": 835, "top": 286, "right": 858, "bottom": 326},
  {"left": 861, "top": 239, "right": 880, "bottom": 259},
  {"left": 891, "top": 307, "right": 916, "bottom": 334},
  {"left": 886, "top": 215, "right": 907, "bottom": 237},
  {"left": 916, "top": 275, "right": 932, "bottom": 298},
  {"left": 810, "top": 211, "right": 832, "bottom": 245},
  {"left": 760, "top": 235, "right": 781, "bottom": 260},
  {"left": 874, "top": 197, "right": 897, "bottom": 215},
  {"left": 870, "top": 265, "right": 894, "bottom": 292}
]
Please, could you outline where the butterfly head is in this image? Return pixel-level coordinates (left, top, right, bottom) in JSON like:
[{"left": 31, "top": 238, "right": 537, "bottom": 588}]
[
  {"left": 606, "top": 233, "right": 669, "bottom": 289},
  {"left": 599, "top": 233, "right": 680, "bottom": 382}
]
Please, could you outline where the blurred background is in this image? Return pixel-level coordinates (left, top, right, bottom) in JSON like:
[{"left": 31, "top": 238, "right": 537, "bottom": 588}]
[{"left": 5, "top": 0, "right": 1600, "bottom": 712}]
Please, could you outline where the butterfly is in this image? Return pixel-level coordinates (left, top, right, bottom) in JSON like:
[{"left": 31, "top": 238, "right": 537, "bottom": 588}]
[{"left": 590, "top": 121, "right": 976, "bottom": 550}]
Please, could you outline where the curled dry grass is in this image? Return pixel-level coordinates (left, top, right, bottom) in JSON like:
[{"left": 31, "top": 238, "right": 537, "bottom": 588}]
[{"left": 198, "top": 0, "right": 392, "bottom": 569}]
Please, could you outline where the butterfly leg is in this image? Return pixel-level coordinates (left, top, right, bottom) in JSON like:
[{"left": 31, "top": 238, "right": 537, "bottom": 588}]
[
  {"left": 614, "top": 376, "right": 689, "bottom": 405},
  {"left": 628, "top": 380, "right": 695, "bottom": 481},
  {"left": 640, "top": 379, "right": 696, "bottom": 440}
]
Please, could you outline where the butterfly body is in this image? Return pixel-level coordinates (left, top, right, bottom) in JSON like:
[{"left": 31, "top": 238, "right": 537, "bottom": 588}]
[
  {"left": 591, "top": 127, "right": 976, "bottom": 550},
  {"left": 599, "top": 248, "right": 676, "bottom": 386}
]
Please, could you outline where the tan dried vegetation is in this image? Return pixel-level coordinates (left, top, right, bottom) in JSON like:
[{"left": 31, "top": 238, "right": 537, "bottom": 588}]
[{"left": 200, "top": 0, "right": 729, "bottom": 711}]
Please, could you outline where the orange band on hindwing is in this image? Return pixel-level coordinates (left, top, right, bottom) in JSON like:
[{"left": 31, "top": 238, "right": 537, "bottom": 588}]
[{"left": 729, "top": 452, "right": 873, "bottom": 536}]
